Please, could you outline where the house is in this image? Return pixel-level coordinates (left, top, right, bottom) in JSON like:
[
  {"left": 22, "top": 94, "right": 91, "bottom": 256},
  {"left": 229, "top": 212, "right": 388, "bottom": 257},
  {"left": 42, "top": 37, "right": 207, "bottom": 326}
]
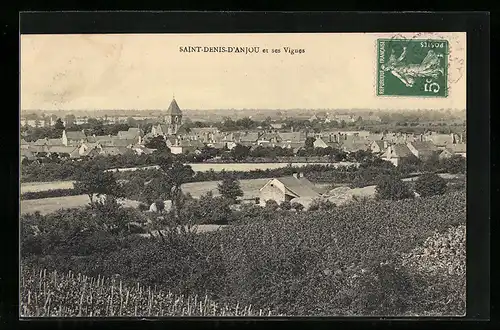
[
  {"left": 423, "top": 133, "right": 458, "bottom": 148},
  {"left": 46, "top": 146, "right": 80, "bottom": 158},
  {"left": 99, "top": 146, "right": 132, "bottom": 156},
  {"left": 62, "top": 130, "right": 86, "bottom": 146},
  {"left": 365, "top": 133, "right": 385, "bottom": 142},
  {"left": 79, "top": 142, "right": 99, "bottom": 155},
  {"left": 406, "top": 141, "right": 438, "bottom": 160},
  {"left": 340, "top": 139, "right": 370, "bottom": 153},
  {"left": 31, "top": 137, "right": 63, "bottom": 147},
  {"left": 169, "top": 140, "right": 205, "bottom": 155},
  {"left": 313, "top": 137, "right": 340, "bottom": 149},
  {"left": 151, "top": 124, "right": 170, "bottom": 136},
  {"left": 277, "top": 132, "right": 307, "bottom": 144},
  {"left": 239, "top": 132, "right": 261, "bottom": 146},
  {"left": 381, "top": 144, "right": 414, "bottom": 166},
  {"left": 259, "top": 173, "right": 321, "bottom": 206},
  {"left": 85, "top": 135, "right": 119, "bottom": 146},
  {"left": 439, "top": 143, "right": 467, "bottom": 159},
  {"left": 117, "top": 128, "right": 144, "bottom": 143},
  {"left": 257, "top": 132, "right": 281, "bottom": 146},
  {"left": 189, "top": 127, "right": 220, "bottom": 143},
  {"left": 370, "top": 140, "right": 389, "bottom": 154},
  {"left": 270, "top": 123, "right": 283, "bottom": 130},
  {"left": 132, "top": 146, "right": 156, "bottom": 155},
  {"left": 110, "top": 138, "right": 137, "bottom": 148}
]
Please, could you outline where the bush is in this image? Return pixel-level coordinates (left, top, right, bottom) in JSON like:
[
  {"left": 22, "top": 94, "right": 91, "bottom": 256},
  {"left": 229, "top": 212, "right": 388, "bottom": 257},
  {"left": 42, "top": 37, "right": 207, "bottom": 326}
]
[
  {"left": 265, "top": 199, "right": 279, "bottom": 211},
  {"left": 291, "top": 202, "right": 304, "bottom": 212},
  {"left": 138, "top": 203, "right": 149, "bottom": 211},
  {"left": 415, "top": 173, "right": 447, "bottom": 197},
  {"left": 280, "top": 200, "right": 292, "bottom": 211},
  {"left": 309, "top": 198, "right": 336, "bottom": 211},
  {"left": 20, "top": 188, "right": 79, "bottom": 200},
  {"left": 375, "top": 175, "right": 414, "bottom": 201}
]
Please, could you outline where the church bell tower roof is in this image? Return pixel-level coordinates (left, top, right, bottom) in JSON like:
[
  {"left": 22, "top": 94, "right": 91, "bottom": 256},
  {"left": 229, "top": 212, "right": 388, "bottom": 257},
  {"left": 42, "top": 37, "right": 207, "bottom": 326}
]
[{"left": 166, "top": 98, "right": 182, "bottom": 116}]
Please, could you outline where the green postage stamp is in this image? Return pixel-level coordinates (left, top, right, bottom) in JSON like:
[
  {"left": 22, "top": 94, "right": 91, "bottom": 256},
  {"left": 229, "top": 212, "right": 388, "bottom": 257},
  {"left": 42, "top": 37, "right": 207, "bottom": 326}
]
[{"left": 377, "top": 38, "right": 448, "bottom": 97}]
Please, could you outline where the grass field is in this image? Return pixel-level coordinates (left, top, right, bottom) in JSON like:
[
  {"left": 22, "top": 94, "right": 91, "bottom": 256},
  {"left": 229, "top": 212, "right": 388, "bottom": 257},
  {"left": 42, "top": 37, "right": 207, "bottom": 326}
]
[
  {"left": 19, "top": 179, "right": 329, "bottom": 215},
  {"left": 20, "top": 195, "right": 142, "bottom": 215},
  {"left": 20, "top": 178, "right": 332, "bottom": 206},
  {"left": 181, "top": 179, "right": 331, "bottom": 199},
  {"left": 20, "top": 181, "right": 76, "bottom": 194}
]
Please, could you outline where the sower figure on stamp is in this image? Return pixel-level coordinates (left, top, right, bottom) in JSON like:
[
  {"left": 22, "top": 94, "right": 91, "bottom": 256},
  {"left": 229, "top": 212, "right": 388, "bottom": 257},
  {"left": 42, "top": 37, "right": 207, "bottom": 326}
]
[{"left": 381, "top": 46, "right": 444, "bottom": 87}]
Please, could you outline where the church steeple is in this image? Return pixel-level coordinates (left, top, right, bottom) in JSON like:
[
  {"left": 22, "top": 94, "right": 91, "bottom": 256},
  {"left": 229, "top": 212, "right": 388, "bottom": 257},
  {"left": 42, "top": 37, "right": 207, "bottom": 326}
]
[{"left": 165, "top": 96, "right": 183, "bottom": 134}]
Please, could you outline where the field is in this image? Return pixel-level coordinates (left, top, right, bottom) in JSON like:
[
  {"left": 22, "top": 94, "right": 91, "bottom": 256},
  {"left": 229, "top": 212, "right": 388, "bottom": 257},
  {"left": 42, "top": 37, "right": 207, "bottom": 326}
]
[
  {"left": 21, "top": 181, "right": 76, "bottom": 194},
  {"left": 182, "top": 178, "right": 331, "bottom": 199},
  {"left": 103, "top": 162, "right": 359, "bottom": 173},
  {"left": 20, "top": 178, "right": 332, "bottom": 213},
  {"left": 20, "top": 266, "right": 277, "bottom": 317},
  {"left": 20, "top": 195, "right": 141, "bottom": 215}
]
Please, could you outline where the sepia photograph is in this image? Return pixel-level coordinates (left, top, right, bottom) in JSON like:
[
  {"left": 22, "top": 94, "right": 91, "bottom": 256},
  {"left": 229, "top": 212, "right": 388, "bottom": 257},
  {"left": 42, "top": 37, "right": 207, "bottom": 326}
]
[{"left": 20, "top": 31, "right": 467, "bottom": 317}]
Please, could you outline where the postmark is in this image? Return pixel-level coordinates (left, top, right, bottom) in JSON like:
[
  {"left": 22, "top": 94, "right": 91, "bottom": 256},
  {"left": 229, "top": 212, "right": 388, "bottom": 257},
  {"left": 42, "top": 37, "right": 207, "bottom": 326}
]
[{"left": 377, "top": 38, "right": 448, "bottom": 97}]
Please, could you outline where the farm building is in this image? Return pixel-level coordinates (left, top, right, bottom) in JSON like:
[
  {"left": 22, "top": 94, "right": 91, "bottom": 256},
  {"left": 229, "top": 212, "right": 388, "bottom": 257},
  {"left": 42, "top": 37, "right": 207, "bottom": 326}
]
[
  {"left": 259, "top": 173, "right": 321, "bottom": 207},
  {"left": 381, "top": 144, "right": 414, "bottom": 167},
  {"left": 406, "top": 141, "right": 438, "bottom": 160}
]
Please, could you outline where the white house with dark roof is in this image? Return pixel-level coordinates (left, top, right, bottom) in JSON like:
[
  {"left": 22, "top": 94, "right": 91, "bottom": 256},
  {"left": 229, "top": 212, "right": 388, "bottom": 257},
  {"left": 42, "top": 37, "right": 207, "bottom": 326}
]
[
  {"left": 259, "top": 173, "right": 322, "bottom": 206},
  {"left": 381, "top": 144, "right": 414, "bottom": 166},
  {"left": 406, "top": 141, "right": 438, "bottom": 160},
  {"left": 62, "top": 130, "right": 86, "bottom": 146}
]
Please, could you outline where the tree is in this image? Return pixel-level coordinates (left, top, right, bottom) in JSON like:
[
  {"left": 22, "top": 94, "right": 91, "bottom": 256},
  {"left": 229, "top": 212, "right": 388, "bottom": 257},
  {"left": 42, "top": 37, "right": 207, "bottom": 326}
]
[
  {"left": 415, "top": 173, "right": 447, "bottom": 197},
  {"left": 145, "top": 136, "right": 169, "bottom": 151},
  {"left": 217, "top": 173, "right": 244, "bottom": 203},
  {"left": 230, "top": 144, "right": 250, "bottom": 161},
  {"left": 159, "top": 159, "right": 195, "bottom": 220},
  {"left": 375, "top": 175, "right": 414, "bottom": 201},
  {"left": 141, "top": 175, "right": 172, "bottom": 205},
  {"left": 54, "top": 118, "right": 65, "bottom": 130},
  {"left": 74, "top": 167, "right": 124, "bottom": 204},
  {"left": 440, "top": 155, "right": 466, "bottom": 174},
  {"left": 304, "top": 136, "right": 315, "bottom": 149}
]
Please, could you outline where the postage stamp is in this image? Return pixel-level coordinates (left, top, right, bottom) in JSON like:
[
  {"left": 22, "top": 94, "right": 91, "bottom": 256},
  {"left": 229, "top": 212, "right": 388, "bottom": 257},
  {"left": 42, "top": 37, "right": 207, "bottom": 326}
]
[{"left": 377, "top": 38, "right": 448, "bottom": 97}]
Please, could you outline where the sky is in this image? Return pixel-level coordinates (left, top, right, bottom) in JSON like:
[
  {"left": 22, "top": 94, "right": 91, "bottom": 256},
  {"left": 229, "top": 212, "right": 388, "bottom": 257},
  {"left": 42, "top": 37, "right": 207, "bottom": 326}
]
[{"left": 21, "top": 33, "right": 466, "bottom": 111}]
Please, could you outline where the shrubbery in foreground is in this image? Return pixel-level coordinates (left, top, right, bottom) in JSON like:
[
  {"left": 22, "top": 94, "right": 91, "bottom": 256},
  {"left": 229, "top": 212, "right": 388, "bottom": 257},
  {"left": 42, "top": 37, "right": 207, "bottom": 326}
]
[{"left": 21, "top": 190, "right": 466, "bottom": 316}]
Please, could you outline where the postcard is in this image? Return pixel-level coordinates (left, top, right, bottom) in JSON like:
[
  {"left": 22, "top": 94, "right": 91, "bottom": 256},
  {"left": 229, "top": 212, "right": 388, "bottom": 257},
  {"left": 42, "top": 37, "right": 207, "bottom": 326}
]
[{"left": 20, "top": 31, "right": 467, "bottom": 317}]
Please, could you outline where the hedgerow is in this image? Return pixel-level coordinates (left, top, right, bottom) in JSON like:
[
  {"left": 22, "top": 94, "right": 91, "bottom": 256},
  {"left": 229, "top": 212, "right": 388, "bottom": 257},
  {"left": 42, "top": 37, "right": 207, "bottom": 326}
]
[{"left": 21, "top": 189, "right": 80, "bottom": 200}]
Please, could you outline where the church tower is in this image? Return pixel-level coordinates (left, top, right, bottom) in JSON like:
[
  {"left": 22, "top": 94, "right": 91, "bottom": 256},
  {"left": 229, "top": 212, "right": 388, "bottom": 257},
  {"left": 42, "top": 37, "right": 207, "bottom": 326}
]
[{"left": 165, "top": 97, "right": 183, "bottom": 134}]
